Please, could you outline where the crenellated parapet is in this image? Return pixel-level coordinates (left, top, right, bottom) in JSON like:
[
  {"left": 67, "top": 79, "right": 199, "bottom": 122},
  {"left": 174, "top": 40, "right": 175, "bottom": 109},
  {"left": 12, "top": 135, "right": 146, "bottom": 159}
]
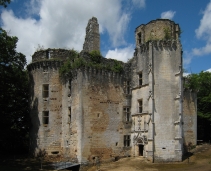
[
  {"left": 27, "top": 60, "right": 63, "bottom": 71},
  {"left": 139, "top": 40, "right": 181, "bottom": 53},
  {"left": 135, "top": 19, "right": 181, "bottom": 47},
  {"left": 70, "top": 66, "right": 124, "bottom": 81},
  {"left": 32, "top": 49, "right": 72, "bottom": 62}
]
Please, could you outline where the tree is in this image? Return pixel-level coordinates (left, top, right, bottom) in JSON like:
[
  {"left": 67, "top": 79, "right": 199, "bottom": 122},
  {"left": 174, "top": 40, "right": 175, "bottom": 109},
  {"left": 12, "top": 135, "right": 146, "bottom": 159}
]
[
  {"left": 0, "top": 28, "right": 29, "bottom": 154},
  {"left": 185, "top": 71, "right": 211, "bottom": 141},
  {"left": 0, "top": 0, "right": 10, "bottom": 7}
]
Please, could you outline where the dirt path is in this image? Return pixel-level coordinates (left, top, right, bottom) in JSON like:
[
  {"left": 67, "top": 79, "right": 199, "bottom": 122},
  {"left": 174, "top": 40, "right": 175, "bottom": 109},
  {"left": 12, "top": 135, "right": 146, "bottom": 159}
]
[{"left": 88, "top": 144, "right": 211, "bottom": 171}]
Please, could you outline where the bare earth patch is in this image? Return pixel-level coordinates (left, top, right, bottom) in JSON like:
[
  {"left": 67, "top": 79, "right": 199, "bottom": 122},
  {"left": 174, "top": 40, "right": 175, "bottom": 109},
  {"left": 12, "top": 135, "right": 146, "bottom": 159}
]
[{"left": 88, "top": 143, "right": 211, "bottom": 171}]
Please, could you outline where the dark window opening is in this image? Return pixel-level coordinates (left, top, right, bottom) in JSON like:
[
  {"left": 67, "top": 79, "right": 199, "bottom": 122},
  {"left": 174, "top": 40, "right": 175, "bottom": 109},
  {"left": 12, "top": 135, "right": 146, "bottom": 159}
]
[
  {"left": 68, "top": 80, "right": 71, "bottom": 96},
  {"left": 126, "top": 81, "right": 130, "bottom": 94},
  {"left": 43, "top": 111, "right": 49, "bottom": 126},
  {"left": 43, "top": 84, "right": 49, "bottom": 98},
  {"left": 46, "top": 51, "right": 50, "bottom": 59},
  {"left": 138, "top": 32, "right": 142, "bottom": 44},
  {"left": 68, "top": 107, "right": 71, "bottom": 123},
  {"left": 124, "top": 135, "right": 130, "bottom": 147},
  {"left": 123, "top": 107, "right": 130, "bottom": 122},
  {"left": 138, "top": 100, "right": 143, "bottom": 113},
  {"left": 139, "top": 73, "right": 142, "bottom": 86},
  {"left": 43, "top": 66, "right": 48, "bottom": 72}
]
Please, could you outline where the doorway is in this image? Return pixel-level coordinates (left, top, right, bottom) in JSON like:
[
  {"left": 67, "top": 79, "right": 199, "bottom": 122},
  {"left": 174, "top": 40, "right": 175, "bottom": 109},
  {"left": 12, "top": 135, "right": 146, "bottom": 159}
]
[{"left": 139, "top": 145, "right": 144, "bottom": 156}]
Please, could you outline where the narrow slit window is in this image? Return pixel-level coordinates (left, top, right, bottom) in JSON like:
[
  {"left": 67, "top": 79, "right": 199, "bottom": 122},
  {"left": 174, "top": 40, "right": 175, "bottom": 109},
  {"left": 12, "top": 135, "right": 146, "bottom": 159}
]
[
  {"left": 43, "top": 111, "right": 49, "bottom": 126},
  {"left": 68, "top": 80, "right": 71, "bottom": 96},
  {"left": 126, "top": 81, "right": 130, "bottom": 94},
  {"left": 138, "top": 100, "right": 143, "bottom": 113},
  {"left": 124, "top": 135, "right": 130, "bottom": 147},
  {"left": 46, "top": 50, "right": 50, "bottom": 59},
  {"left": 138, "top": 32, "right": 142, "bottom": 44},
  {"left": 43, "top": 84, "right": 49, "bottom": 98},
  {"left": 123, "top": 107, "right": 130, "bottom": 122},
  {"left": 139, "top": 73, "right": 142, "bottom": 86},
  {"left": 68, "top": 107, "right": 71, "bottom": 123}
]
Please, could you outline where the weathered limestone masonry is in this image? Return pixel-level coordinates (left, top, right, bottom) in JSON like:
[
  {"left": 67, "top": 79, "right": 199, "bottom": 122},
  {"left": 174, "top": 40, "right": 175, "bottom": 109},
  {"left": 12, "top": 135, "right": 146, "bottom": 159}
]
[
  {"left": 183, "top": 91, "right": 197, "bottom": 147},
  {"left": 130, "top": 19, "right": 184, "bottom": 162},
  {"left": 28, "top": 18, "right": 197, "bottom": 165},
  {"left": 83, "top": 17, "right": 100, "bottom": 52},
  {"left": 28, "top": 50, "right": 66, "bottom": 155}
]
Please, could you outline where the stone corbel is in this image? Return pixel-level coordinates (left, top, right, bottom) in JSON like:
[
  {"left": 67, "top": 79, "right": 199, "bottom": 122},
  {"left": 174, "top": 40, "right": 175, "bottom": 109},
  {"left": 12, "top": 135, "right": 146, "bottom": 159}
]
[
  {"left": 148, "top": 63, "right": 152, "bottom": 74},
  {"left": 175, "top": 65, "right": 182, "bottom": 76},
  {"left": 175, "top": 91, "right": 181, "bottom": 100},
  {"left": 148, "top": 90, "right": 154, "bottom": 100}
]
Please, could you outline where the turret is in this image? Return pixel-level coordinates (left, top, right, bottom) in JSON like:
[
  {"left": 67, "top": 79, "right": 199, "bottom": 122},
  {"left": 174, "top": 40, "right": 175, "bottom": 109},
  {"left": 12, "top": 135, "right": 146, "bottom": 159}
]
[{"left": 135, "top": 19, "right": 180, "bottom": 46}]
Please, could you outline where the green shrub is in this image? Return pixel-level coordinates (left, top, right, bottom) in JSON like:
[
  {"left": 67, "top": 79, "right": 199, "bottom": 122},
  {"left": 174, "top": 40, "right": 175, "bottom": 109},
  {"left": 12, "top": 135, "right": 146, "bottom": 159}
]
[{"left": 89, "top": 50, "right": 102, "bottom": 63}]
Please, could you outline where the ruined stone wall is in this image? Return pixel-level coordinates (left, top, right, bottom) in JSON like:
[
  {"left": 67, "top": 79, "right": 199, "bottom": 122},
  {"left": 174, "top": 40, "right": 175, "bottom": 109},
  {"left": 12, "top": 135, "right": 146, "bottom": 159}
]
[
  {"left": 83, "top": 17, "right": 100, "bottom": 52},
  {"left": 73, "top": 68, "right": 131, "bottom": 163},
  {"left": 32, "top": 49, "right": 71, "bottom": 62},
  {"left": 183, "top": 91, "right": 197, "bottom": 146},
  {"left": 28, "top": 61, "right": 63, "bottom": 155}
]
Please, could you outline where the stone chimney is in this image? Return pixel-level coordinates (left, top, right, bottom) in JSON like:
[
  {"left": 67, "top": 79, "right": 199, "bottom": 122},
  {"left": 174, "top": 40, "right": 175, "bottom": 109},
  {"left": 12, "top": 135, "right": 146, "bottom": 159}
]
[{"left": 83, "top": 17, "right": 100, "bottom": 52}]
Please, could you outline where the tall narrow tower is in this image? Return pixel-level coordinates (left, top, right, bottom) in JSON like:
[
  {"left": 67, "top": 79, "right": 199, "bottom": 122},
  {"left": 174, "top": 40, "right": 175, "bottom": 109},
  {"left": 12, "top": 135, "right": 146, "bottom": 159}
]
[
  {"left": 131, "top": 19, "right": 183, "bottom": 162},
  {"left": 83, "top": 17, "right": 100, "bottom": 52}
]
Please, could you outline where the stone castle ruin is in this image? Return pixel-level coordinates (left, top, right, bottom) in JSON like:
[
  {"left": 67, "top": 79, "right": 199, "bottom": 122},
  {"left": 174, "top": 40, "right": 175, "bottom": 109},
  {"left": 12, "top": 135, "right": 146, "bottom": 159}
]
[{"left": 28, "top": 17, "right": 197, "bottom": 163}]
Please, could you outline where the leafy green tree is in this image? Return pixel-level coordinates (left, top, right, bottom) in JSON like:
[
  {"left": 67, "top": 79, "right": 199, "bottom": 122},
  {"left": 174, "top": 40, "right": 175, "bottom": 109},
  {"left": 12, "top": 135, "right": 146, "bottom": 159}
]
[
  {"left": 185, "top": 71, "right": 211, "bottom": 141},
  {"left": 0, "top": 28, "right": 29, "bottom": 154},
  {"left": 0, "top": 0, "right": 10, "bottom": 7}
]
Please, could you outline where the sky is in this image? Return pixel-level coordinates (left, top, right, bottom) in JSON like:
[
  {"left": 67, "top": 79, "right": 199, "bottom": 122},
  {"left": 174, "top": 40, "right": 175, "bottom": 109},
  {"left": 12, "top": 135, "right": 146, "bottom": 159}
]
[{"left": 0, "top": 0, "right": 211, "bottom": 73}]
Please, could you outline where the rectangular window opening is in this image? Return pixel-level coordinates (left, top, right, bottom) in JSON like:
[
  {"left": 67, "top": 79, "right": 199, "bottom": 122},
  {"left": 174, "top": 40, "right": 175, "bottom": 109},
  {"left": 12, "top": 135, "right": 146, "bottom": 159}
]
[
  {"left": 43, "top": 111, "right": 49, "bottom": 126},
  {"left": 124, "top": 135, "right": 130, "bottom": 147},
  {"left": 123, "top": 107, "right": 130, "bottom": 122},
  {"left": 43, "top": 84, "right": 49, "bottom": 98},
  {"left": 138, "top": 100, "right": 143, "bottom": 113}
]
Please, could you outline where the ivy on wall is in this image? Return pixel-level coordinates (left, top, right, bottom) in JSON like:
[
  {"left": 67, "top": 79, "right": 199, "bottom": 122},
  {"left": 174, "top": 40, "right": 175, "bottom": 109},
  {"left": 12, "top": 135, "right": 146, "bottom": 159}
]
[{"left": 59, "top": 50, "right": 124, "bottom": 78}]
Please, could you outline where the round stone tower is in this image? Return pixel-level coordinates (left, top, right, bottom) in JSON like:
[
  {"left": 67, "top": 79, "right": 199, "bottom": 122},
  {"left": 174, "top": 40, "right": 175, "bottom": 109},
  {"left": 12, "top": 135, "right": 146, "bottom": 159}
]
[{"left": 28, "top": 49, "right": 70, "bottom": 155}]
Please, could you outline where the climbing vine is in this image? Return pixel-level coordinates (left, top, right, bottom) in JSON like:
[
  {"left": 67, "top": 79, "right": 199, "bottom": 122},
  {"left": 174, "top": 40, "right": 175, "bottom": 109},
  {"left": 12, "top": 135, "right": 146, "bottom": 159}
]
[{"left": 59, "top": 49, "right": 124, "bottom": 78}]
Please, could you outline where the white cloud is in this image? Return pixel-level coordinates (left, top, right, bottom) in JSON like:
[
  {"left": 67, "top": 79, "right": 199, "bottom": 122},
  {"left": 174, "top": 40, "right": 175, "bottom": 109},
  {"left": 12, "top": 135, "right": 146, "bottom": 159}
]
[
  {"left": 192, "top": 43, "right": 211, "bottom": 56},
  {"left": 161, "top": 10, "right": 176, "bottom": 20},
  {"left": 183, "top": 73, "right": 190, "bottom": 77},
  {"left": 184, "top": 1, "right": 211, "bottom": 66},
  {"left": 206, "top": 68, "right": 211, "bottom": 72},
  {"left": 105, "top": 45, "right": 134, "bottom": 62},
  {"left": 193, "top": 1, "right": 211, "bottom": 56},
  {"left": 195, "top": 1, "right": 211, "bottom": 40},
  {"left": 132, "top": 0, "right": 146, "bottom": 9},
  {"left": 1, "top": 0, "right": 136, "bottom": 63},
  {"left": 183, "top": 50, "right": 194, "bottom": 66}
]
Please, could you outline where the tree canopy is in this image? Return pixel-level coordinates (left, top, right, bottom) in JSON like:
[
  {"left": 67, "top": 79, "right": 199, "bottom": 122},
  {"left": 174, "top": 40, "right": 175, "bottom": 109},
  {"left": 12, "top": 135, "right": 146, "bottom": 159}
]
[
  {"left": 0, "top": 28, "right": 29, "bottom": 154},
  {"left": 0, "top": 0, "right": 10, "bottom": 7}
]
